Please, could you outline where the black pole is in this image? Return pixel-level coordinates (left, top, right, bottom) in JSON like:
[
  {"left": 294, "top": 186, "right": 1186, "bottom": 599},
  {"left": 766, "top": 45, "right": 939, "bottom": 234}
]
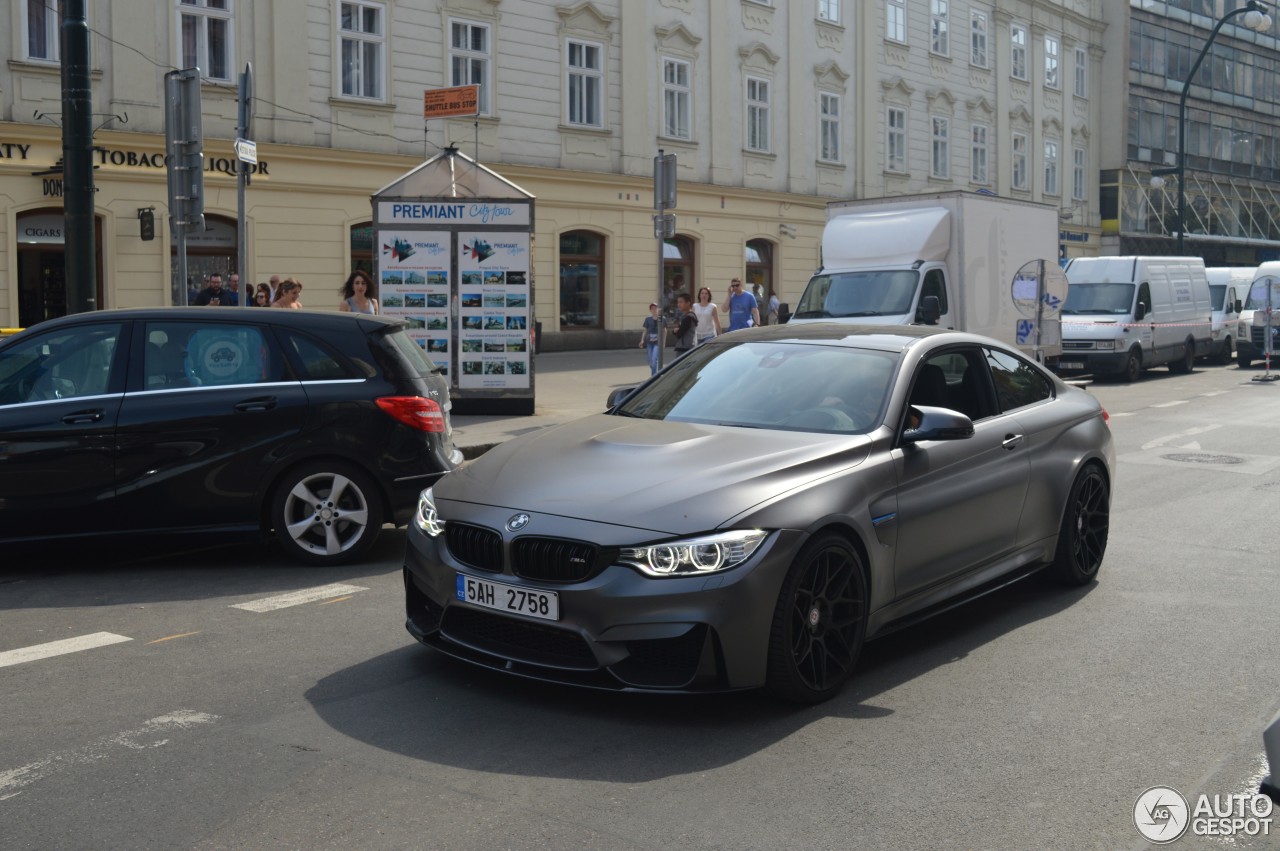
[{"left": 60, "top": 0, "right": 96, "bottom": 313}]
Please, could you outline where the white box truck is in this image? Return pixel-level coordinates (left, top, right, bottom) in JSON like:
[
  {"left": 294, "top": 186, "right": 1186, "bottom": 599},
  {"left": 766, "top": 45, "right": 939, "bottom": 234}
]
[
  {"left": 783, "top": 191, "right": 1063, "bottom": 362},
  {"left": 1058, "top": 256, "right": 1213, "bottom": 381}
]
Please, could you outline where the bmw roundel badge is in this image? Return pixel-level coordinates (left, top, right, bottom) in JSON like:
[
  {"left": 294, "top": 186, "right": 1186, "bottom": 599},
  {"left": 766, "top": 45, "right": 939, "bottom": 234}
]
[{"left": 506, "top": 513, "right": 531, "bottom": 531}]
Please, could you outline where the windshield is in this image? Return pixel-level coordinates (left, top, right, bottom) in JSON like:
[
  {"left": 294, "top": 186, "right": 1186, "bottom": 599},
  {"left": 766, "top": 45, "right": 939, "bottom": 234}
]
[
  {"left": 1244, "top": 279, "right": 1280, "bottom": 310},
  {"left": 793, "top": 270, "right": 919, "bottom": 319},
  {"left": 614, "top": 341, "right": 899, "bottom": 434},
  {"left": 1210, "top": 284, "right": 1227, "bottom": 310},
  {"left": 1061, "top": 282, "right": 1135, "bottom": 315}
]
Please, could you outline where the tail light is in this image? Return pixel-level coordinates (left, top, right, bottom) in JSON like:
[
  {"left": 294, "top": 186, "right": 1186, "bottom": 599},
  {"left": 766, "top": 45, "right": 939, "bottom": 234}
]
[
  {"left": 1101, "top": 406, "right": 1111, "bottom": 427},
  {"left": 376, "top": 396, "right": 446, "bottom": 433}
]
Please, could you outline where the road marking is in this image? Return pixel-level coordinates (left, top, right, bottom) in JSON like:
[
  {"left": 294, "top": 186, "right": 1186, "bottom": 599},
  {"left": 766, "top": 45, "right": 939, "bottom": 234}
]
[
  {"left": 0, "top": 632, "right": 132, "bottom": 669},
  {"left": 1151, "top": 400, "right": 1189, "bottom": 408},
  {"left": 0, "top": 710, "right": 219, "bottom": 802},
  {"left": 230, "top": 582, "right": 368, "bottom": 613},
  {"left": 318, "top": 596, "right": 354, "bottom": 605},
  {"left": 1202, "top": 391, "right": 1229, "bottom": 397},
  {"left": 147, "top": 631, "right": 201, "bottom": 645},
  {"left": 1109, "top": 411, "right": 1134, "bottom": 417},
  {"left": 1140, "top": 424, "right": 1223, "bottom": 451}
]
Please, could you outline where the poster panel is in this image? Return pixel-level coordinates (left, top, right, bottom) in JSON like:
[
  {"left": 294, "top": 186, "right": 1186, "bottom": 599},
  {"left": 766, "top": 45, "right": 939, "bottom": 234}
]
[
  {"left": 377, "top": 230, "right": 451, "bottom": 375},
  {"left": 457, "top": 231, "right": 531, "bottom": 389}
]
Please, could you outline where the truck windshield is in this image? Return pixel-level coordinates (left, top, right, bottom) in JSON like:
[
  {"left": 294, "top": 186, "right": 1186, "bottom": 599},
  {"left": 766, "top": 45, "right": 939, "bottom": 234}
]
[
  {"left": 1244, "top": 280, "right": 1280, "bottom": 309},
  {"left": 1061, "top": 283, "right": 1135, "bottom": 315},
  {"left": 793, "top": 270, "right": 919, "bottom": 318}
]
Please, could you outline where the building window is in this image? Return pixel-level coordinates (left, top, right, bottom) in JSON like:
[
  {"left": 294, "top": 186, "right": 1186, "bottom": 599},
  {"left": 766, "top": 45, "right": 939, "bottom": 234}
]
[
  {"left": 971, "top": 123, "right": 989, "bottom": 184},
  {"left": 1012, "top": 132, "right": 1028, "bottom": 190},
  {"left": 931, "top": 0, "right": 949, "bottom": 56},
  {"left": 662, "top": 58, "right": 691, "bottom": 140},
  {"left": 450, "top": 19, "right": 491, "bottom": 115},
  {"left": 559, "top": 231, "right": 605, "bottom": 330},
  {"left": 819, "top": 93, "right": 841, "bottom": 163},
  {"left": 1074, "top": 46, "right": 1088, "bottom": 97},
  {"left": 931, "top": 116, "right": 950, "bottom": 179},
  {"left": 1073, "top": 146, "right": 1087, "bottom": 201},
  {"left": 1044, "top": 140, "right": 1060, "bottom": 195},
  {"left": 970, "top": 11, "right": 988, "bottom": 68},
  {"left": 338, "top": 1, "right": 384, "bottom": 100},
  {"left": 566, "top": 39, "right": 603, "bottom": 127},
  {"left": 179, "top": 0, "right": 233, "bottom": 82},
  {"left": 1044, "top": 34, "right": 1060, "bottom": 89},
  {"left": 1010, "top": 23, "right": 1028, "bottom": 81},
  {"left": 887, "top": 107, "right": 907, "bottom": 172},
  {"left": 887, "top": 0, "right": 905, "bottom": 43},
  {"left": 23, "top": 0, "right": 60, "bottom": 62},
  {"left": 746, "top": 76, "right": 771, "bottom": 153},
  {"left": 818, "top": 0, "right": 839, "bottom": 24}
]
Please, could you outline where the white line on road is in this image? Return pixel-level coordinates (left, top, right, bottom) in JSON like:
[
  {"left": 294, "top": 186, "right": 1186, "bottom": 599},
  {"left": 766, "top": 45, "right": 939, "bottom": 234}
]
[
  {"left": 1140, "top": 423, "right": 1223, "bottom": 451},
  {"left": 1109, "top": 411, "right": 1134, "bottom": 417},
  {"left": 0, "top": 632, "right": 133, "bottom": 669},
  {"left": 1201, "top": 391, "right": 1230, "bottom": 397},
  {"left": 1151, "top": 400, "right": 1189, "bottom": 408},
  {"left": 0, "top": 710, "right": 220, "bottom": 802},
  {"left": 230, "top": 582, "right": 368, "bottom": 613}
]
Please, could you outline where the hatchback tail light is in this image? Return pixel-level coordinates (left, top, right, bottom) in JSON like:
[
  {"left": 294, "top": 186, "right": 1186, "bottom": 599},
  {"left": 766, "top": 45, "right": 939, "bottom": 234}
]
[
  {"left": 376, "top": 396, "right": 446, "bottom": 433},
  {"left": 1101, "top": 406, "right": 1111, "bottom": 427}
]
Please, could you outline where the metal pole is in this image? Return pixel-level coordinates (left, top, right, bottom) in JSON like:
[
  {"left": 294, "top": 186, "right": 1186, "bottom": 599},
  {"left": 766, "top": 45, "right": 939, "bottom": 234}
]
[
  {"left": 60, "top": 0, "right": 96, "bottom": 313},
  {"left": 237, "top": 63, "right": 252, "bottom": 306},
  {"left": 177, "top": 227, "right": 189, "bottom": 307}
]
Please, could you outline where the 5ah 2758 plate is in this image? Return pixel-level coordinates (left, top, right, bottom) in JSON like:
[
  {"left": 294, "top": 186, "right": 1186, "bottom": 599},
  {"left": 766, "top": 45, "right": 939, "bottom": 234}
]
[{"left": 456, "top": 573, "right": 559, "bottom": 621}]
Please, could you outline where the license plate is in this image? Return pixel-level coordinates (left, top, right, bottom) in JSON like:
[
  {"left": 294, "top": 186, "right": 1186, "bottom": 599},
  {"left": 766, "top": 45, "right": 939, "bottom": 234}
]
[
  {"left": 1059, "top": 361, "right": 1084, "bottom": 370},
  {"left": 456, "top": 573, "right": 559, "bottom": 621}
]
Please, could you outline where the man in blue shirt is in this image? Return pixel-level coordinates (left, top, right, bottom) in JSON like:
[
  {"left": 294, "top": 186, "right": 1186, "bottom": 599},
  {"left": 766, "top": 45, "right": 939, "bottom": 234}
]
[{"left": 720, "top": 278, "right": 760, "bottom": 332}]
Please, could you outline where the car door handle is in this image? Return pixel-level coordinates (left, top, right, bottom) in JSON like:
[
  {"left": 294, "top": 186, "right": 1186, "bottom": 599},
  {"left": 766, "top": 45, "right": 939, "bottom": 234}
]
[
  {"left": 62, "top": 409, "right": 105, "bottom": 425},
  {"left": 234, "top": 396, "right": 278, "bottom": 413},
  {"left": 1002, "top": 433, "right": 1024, "bottom": 450}
]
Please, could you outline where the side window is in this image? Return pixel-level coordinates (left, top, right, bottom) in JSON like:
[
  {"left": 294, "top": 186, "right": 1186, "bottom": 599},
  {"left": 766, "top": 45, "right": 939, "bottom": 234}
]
[
  {"left": 0, "top": 324, "right": 122, "bottom": 405},
  {"left": 279, "top": 330, "right": 357, "bottom": 380},
  {"left": 1136, "top": 282, "right": 1151, "bottom": 313},
  {"left": 985, "top": 348, "right": 1052, "bottom": 412},
  {"left": 144, "top": 322, "right": 281, "bottom": 388},
  {"left": 921, "top": 269, "right": 949, "bottom": 314}
]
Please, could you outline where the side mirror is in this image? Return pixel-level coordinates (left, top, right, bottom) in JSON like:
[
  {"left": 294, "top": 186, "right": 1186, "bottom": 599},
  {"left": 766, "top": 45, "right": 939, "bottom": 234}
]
[
  {"left": 777, "top": 302, "right": 791, "bottom": 324},
  {"left": 607, "top": 386, "right": 637, "bottom": 409},
  {"left": 1235, "top": 299, "right": 1244, "bottom": 314},
  {"left": 901, "top": 405, "right": 974, "bottom": 443},
  {"left": 1134, "top": 302, "right": 1148, "bottom": 321},
  {"left": 916, "top": 295, "right": 941, "bottom": 325}
]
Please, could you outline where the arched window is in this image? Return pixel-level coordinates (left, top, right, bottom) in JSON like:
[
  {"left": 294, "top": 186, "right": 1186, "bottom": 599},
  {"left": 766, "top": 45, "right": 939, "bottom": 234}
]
[
  {"left": 745, "top": 238, "right": 774, "bottom": 321},
  {"left": 171, "top": 214, "right": 238, "bottom": 305},
  {"left": 662, "top": 235, "right": 695, "bottom": 313},
  {"left": 559, "top": 230, "right": 605, "bottom": 328}
]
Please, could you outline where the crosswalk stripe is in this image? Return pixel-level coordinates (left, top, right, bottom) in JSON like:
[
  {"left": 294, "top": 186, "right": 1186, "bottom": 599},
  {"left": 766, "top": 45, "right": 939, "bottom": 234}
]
[
  {"left": 230, "top": 582, "right": 368, "bottom": 613},
  {"left": 0, "top": 632, "right": 133, "bottom": 669}
]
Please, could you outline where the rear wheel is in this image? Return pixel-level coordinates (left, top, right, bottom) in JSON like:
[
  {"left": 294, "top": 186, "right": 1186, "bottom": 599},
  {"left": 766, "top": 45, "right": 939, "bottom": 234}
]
[
  {"left": 1051, "top": 465, "right": 1110, "bottom": 586},
  {"left": 1169, "top": 338, "right": 1195, "bottom": 373},
  {"left": 765, "top": 533, "right": 868, "bottom": 703},
  {"left": 270, "top": 460, "right": 384, "bottom": 565}
]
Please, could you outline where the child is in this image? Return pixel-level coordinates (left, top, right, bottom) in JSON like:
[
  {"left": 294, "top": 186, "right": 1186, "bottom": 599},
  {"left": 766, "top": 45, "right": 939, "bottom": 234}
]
[{"left": 638, "top": 302, "right": 662, "bottom": 375}]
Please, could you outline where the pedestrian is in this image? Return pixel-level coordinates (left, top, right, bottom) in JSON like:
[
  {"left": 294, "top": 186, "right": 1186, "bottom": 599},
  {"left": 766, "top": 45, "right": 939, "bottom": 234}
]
[
  {"left": 251, "top": 287, "right": 271, "bottom": 307},
  {"left": 768, "top": 291, "right": 780, "bottom": 325},
  {"left": 224, "top": 273, "right": 242, "bottom": 306},
  {"left": 693, "top": 286, "right": 721, "bottom": 344},
  {"left": 267, "top": 274, "right": 282, "bottom": 301},
  {"left": 638, "top": 301, "right": 662, "bottom": 375},
  {"left": 194, "top": 273, "right": 227, "bottom": 306},
  {"left": 339, "top": 270, "right": 378, "bottom": 314},
  {"left": 720, "top": 277, "right": 760, "bottom": 332},
  {"left": 271, "top": 277, "right": 304, "bottom": 308},
  {"left": 671, "top": 293, "right": 698, "bottom": 355}
]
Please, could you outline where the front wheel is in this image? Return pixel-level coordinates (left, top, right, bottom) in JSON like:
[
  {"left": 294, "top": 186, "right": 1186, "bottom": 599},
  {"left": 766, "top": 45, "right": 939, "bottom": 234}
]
[
  {"left": 1120, "top": 348, "right": 1142, "bottom": 383},
  {"left": 1050, "top": 465, "right": 1110, "bottom": 586},
  {"left": 270, "top": 460, "right": 384, "bottom": 565},
  {"left": 1238, "top": 350, "right": 1253, "bottom": 369},
  {"left": 765, "top": 533, "right": 868, "bottom": 703},
  {"left": 1214, "top": 337, "right": 1233, "bottom": 365}
]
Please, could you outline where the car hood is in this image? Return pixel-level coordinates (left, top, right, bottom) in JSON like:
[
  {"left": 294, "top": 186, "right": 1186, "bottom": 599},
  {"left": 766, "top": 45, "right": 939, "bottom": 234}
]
[{"left": 439, "top": 414, "right": 872, "bottom": 534}]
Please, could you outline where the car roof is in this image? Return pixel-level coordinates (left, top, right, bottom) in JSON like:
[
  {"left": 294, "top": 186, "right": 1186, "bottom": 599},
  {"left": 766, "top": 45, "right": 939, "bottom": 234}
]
[
  {"left": 717, "top": 322, "right": 991, "bottom": 353},
  {"left": 1, "top": 307, "right": 403, "bottom": 344}
]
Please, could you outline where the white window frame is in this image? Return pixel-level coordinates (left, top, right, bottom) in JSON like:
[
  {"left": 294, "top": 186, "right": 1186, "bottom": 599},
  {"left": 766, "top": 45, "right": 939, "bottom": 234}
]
[
  {"left": 818, "top": 0, "right": 839, "bottom": 24},
  {"left": 1074, "top": 45, "right": 1088, "bottom": 97},
  {"left": 1044, "top": 139, "right": 1060, "bottom": 195},
  {"left": 1044, "top": 34, "right": 1060, "bottom": 90},
  {"left": 337, "top": 1, "right": 386, "bottom": 101},
  {"left": 178, "top": 0, "right": 234, "bottom": 83},
  {"left": 449, "top": 17, "right": 492, "bottom": 116},
  {"left": 819, "top": 92, "right": 841, "bottom": 163},
  {"left": 886, "top": 106, "right": 907, "bottom": 173},
  {"left": 1010, "top": 22, "right": 1028, "bottom": 81},
  {"left": 970, "top": 11, "right": 988, "bottom": 68},
  {"left": 887, "top": 0, "right": 906, "bottom": 43},
  {"left": 931, "top": 0, "right": 950, "bottom": 57},
  {"left": 971, "top": 123, "right": 989, "bottom": 185},
  {"left": 931, "top": 116, "right": 951, "bottom": 179},
  {"left": 1073, "top": 145, "right": 1087, "bottom": 201},
  {"left": 1012, "top": 132, "right": 1028, "bottom": 190},
  {"left": 565, "top": 38, "right": 604, "bottom": 128},
  {"left": 22, "top": 0, "right": 60, "bottom": 63},
  {"left": 746, "top": 76, "right": 772, "bottom": 153},
  {"left": 662, "top": 57, "right": 691, "bottom": 141}
]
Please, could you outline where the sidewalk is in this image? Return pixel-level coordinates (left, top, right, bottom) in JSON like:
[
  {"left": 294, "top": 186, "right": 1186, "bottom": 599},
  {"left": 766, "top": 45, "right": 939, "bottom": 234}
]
[{"left": 449, "top": 348, "right": 653, "bottom": 456}]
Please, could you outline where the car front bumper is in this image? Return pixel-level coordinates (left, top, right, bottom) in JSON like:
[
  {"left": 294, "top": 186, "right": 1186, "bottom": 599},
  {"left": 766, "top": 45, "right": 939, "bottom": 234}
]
[{"left": 1055, "top": 349, "right": 1129, "bottom": 374}]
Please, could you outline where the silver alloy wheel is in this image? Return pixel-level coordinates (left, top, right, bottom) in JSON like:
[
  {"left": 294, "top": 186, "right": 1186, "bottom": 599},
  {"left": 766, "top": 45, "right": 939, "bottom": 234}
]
[{"left": 281, "top": 470, "right": 372, "bottom": 557}]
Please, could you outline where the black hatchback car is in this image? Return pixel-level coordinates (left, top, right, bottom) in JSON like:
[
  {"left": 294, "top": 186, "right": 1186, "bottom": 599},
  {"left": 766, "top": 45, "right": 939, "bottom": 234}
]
[{"left": 0, "top": 308, "right": 462, "bottom": 564}]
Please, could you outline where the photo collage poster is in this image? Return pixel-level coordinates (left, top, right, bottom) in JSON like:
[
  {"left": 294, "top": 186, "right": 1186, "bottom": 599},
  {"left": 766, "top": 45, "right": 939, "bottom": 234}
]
[
  {"left": 377, "top": 231, "right": 451, "bottom": 375},
  {"left": 457, "top": 230, "right": 531, "bottom": 389}
]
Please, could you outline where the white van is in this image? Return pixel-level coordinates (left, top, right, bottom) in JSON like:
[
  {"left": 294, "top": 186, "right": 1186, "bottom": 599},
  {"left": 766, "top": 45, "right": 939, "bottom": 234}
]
[
  {"left": 1237, "top": 261, "right": 1280, "bottom": 368},
  {"left": 1058, "top": 256, "right": 1213, "bottom": 382},
  {"left": 1204, "top": 267, "right": 1250, "bottom": 364}
]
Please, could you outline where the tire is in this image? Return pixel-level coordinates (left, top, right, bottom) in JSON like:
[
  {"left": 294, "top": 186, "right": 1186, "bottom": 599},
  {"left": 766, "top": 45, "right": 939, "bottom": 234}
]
[
  {"left": 1214, "top": 337, "right": 1233, "bottom": 366},
  {"left": 765, "top": 533, "right": 868, "bottom": 704},
  {"left": 1050, "top": 465, "right": 1110, "bottom": 586},
  {"left": 1120, "top": 348, "right": 1142, "bottom": 383},
  {"left": 270, "top": 460, "right": 384, "bottom": 565},
  {"left": 1169, "top": 338, "right": 1195, "bottom": 373},
  {"left": 1238, "top": 350, "right": 1253, "bottom": 369}
]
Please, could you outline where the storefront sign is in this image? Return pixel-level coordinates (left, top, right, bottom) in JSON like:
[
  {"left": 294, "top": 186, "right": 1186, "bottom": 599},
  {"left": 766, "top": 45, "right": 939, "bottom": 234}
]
[
  {"left": 90, "top": 147, "right": 270, "bottom": 175},
  {"left": 377, "top": 201, "right": 529, "bottom": 226},
  {"left": 18, "top": 213, "right": 65, "bottom": 244},
  {"left": 0, "top": 142, "right": 32, "bottom": 159},
  {"left": 1060, "top": 230, "right": 1090, "bottom": 243}
]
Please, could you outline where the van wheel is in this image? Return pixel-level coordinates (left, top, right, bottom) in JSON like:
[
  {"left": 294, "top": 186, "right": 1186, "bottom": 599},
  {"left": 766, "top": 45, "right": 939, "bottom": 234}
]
[
  {"left": 1237, "top": 350, "right": 1253, "bottom": 369},
  {"left": 270, "top": 460, "right": 383, "bottom": 565},
  {"left": 1214, "top": 337, "right": 1233, "bottom": 365},
  {"left": 1169, "top": 338, "right": 1195, "bottom": 374},
  {"left": 1120, "top": 348, "right": 1142, "bottom": 382}
]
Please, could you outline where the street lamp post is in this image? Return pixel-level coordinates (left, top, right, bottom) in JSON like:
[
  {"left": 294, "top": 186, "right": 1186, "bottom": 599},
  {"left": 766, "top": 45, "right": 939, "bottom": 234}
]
[{"left": 1151, "top": 0, "right": 1272, "bottom": 255}]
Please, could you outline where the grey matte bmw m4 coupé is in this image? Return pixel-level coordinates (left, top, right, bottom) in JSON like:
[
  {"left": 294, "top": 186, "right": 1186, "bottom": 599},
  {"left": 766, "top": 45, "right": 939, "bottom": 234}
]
[{"left": 403, "top": 324, "right": 1114, "bottom": 703}]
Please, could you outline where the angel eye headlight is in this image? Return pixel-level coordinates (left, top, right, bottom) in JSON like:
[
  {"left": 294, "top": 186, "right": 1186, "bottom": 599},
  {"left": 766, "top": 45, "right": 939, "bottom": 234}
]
[
  {"left": 620, "top": 530, "right": 768, "bottom": 578},
  {"left": 414, "top": 488, "right": 445, "bottom": 537}
]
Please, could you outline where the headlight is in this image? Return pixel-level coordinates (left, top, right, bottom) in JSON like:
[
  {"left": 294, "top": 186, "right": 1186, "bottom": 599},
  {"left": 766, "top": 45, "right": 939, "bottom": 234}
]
[
  {"left": 414, "top": 488, "right": 445, "bottom": 537},
  {"left": 1093, "top": 339, "right": 1115, "bottom": 351},
  {"left": 620, "top": 530, "right": 768, "bottom": 577}
]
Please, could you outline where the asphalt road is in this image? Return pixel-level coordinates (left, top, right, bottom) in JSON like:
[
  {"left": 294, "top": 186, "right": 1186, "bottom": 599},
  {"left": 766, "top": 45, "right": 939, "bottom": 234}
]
[{"left": 2, "top": 358, "right": 1279, "bottom": 850}]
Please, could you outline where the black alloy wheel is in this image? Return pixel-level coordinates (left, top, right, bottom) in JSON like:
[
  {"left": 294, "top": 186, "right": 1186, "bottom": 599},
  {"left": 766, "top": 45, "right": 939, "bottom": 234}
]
[
  {"left": 270, "top": 460, "right": 384, "bottom": 565},
  {"left": 1051, "top": 465, "right": 1110, "bottom": 585},
  {"left": 766, "top": 533, "right": 868, "bottom": 703}
]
